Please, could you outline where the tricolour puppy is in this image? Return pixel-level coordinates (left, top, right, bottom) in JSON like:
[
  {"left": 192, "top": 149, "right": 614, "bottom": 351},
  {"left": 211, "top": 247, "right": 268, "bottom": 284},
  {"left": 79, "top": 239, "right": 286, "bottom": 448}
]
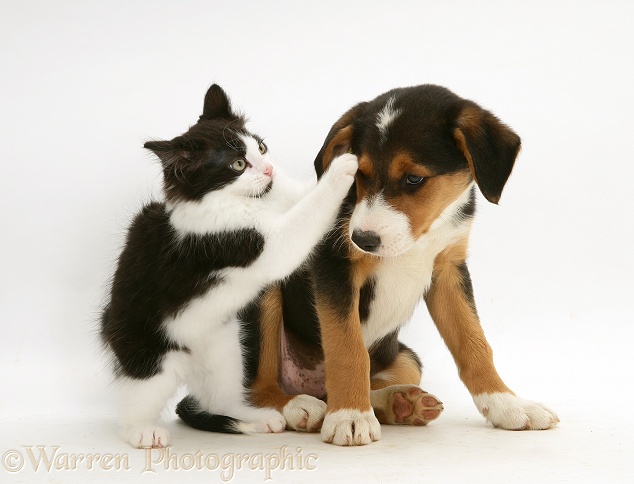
[{"left": 183, "top": 84, "right": 559, "bottom": 446}]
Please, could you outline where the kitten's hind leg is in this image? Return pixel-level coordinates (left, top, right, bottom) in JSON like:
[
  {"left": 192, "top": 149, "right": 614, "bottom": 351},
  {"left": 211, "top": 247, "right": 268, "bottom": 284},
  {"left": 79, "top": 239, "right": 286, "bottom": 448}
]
[{"left": 116, "top": 353, "right": 184, "bottom": 448}]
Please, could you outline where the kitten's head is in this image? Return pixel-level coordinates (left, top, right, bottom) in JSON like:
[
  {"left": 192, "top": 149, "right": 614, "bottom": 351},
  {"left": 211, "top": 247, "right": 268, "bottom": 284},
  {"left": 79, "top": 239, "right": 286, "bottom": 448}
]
[{"left": 145, "top": 84, "right": 274, "bottom": 203}]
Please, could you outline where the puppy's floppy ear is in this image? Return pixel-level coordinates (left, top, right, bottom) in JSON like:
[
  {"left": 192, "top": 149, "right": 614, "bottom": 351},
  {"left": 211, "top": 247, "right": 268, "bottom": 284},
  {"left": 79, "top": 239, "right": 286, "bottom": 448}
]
[
  {"left": 314, "top": 102, "right": 367, "bottom": 178},
  {"left": 453, "top": 102, "right": 521, "bottom": 204}
]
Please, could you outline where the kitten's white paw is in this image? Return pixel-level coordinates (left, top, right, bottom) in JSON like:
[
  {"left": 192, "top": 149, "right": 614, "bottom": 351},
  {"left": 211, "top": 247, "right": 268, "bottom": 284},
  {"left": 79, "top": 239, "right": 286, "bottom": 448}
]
[
  {"left": 324, "top": 153, "right": 358, "bottom": 196},
  {"left": 283, "top": 394, "right": 327, "bottom": 432},
  {"left": 321, "top": 408, "right": 381, "bottom": 446},
  {"left": 473, "top": 392, "right": 559, "bottom": 430},
  {"left": 251, "top": 409, "right": 286, "bottom": 433},
  {"left": 125, "top": 425, "right": 170, "bottom": 448}
]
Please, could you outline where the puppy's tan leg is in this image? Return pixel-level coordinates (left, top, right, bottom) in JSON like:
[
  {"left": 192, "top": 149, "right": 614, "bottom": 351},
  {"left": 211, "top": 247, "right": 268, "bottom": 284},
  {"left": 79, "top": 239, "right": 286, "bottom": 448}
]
[
  {"left": 316, "top": 255, "right": 383, "bottom": 445},
  {"left": 249, "top": 286, "right": 326, "bottom": 432},
  {"left": 370, "top": 348, "right": 443, "bottom": 426},
  {"left": 318, "top": 299, "right": 382, "bottom": 445},
  {"left": 425, "top": 240, "right": 558, "bottom": 430}
]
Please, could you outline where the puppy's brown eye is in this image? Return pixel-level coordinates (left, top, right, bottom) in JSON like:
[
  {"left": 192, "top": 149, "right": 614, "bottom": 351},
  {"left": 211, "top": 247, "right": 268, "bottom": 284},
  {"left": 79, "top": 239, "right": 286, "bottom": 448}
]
[
  {"left": 258, "top": 141, "right": 267, "bottom": 155},
  {"left": 405, "top": 175, "right": 425, "bottom": 185},
  {"left": 230, "top": 159, "right": 247, "bottom": 173}
]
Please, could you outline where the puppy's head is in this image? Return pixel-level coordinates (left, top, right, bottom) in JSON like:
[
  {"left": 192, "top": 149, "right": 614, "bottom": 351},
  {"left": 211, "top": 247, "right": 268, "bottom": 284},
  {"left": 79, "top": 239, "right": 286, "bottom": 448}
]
[{"left": 315, "top": 85, "right": 521, "bottom": 257}]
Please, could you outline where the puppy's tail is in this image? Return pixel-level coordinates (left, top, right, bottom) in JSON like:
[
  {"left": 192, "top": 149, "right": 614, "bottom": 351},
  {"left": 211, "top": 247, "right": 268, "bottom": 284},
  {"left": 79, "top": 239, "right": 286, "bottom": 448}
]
[{"left": 176, "top": 395, "right": 255, "bottom": 434}]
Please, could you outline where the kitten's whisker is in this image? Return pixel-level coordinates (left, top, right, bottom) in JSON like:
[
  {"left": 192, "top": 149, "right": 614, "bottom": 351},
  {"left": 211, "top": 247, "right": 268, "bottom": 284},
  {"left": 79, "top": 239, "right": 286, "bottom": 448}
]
[{"left": 223, "top": 120, "right": 245, "bottom": 153}]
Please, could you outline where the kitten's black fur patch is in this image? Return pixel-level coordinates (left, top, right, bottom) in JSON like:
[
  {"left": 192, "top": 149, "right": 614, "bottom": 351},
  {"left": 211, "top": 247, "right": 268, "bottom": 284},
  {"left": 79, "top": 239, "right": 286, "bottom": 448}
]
[{"left": 101, "top": 202, "right": 265, "bottom": 379}]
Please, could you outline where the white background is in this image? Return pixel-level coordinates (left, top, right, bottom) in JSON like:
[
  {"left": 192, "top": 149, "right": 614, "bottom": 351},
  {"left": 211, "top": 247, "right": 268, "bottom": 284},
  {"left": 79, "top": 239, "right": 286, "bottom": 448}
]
[{"left": 1, "top": 1, "right": 633, "bottom": 482}]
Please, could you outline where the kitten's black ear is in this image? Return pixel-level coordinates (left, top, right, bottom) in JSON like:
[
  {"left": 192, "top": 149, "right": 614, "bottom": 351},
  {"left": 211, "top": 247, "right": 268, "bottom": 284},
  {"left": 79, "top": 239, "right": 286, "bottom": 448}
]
[
  {"left": 144, "top": 140, "right": 191, "bottom": 166},
  {"left": 200, "top": 84, "right": 236, "bottom": 120},
  {"left": 314, "top": 102, "right": 367, "bottom": 179},
  {"left": 452, "top": 102, "right": 521, "bottom": 204}
]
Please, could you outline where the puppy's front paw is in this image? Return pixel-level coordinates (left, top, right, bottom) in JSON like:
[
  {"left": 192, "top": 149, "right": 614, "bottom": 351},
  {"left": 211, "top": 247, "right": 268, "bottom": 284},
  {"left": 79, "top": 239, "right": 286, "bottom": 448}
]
[
  {"left": 125, "top": 425, "right": 170, "bottom": 449},
  {"left": 473, "top": 393, "right": 559, "bottom": 430},
  {"left": 321, "top": 409, "right": 381, "bottom": 446},
  {"left": 283, "top": 394, "right": 327, "bottom": 432},
  {"left": 324, "top": 153, "right": 358, "bottom": 196}
]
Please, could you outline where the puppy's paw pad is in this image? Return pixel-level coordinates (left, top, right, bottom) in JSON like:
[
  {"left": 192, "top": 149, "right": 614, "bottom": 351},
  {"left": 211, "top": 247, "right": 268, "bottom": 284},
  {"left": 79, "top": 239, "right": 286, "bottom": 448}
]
[
  {"left": 321, "top": 409, "right": 381, "bottom": 446},
  {"left": 283, "top": 394, "right": 327, "bottom": 432},
  {"left": 126, "top": 426, "right": 170, "bottom": 449},
  {"left": 474, "top": 393, "right": 559, "bottom": 430},
  {"left": 376, "top": 385, "right": 444, "bottom": 425}
]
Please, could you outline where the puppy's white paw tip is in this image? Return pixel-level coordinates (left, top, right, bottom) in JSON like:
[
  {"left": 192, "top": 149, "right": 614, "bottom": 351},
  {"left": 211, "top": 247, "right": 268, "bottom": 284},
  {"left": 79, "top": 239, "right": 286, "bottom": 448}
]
[
  {"left": 474, "top": 393, "right": 559, "bottom": 431},
  {"left": 321, "top": 409, "right": 381, "bottom": 446}
]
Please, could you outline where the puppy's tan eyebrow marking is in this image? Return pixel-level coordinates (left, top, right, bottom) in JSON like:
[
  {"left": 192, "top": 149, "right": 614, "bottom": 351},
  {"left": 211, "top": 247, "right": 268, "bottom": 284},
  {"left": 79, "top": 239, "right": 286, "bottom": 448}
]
[
  {"left": 388, "top": 152, "right": 433, "bottom": 181},
  {"left": 358, "top": 154, "right": 375, "bottom": 179}
]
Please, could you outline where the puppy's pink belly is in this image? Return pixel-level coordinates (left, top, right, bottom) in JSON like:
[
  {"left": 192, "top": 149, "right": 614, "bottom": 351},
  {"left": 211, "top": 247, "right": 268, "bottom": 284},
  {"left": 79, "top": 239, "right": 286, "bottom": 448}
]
[{"left": 280, "top": 328, "right": 326, "bottom": 399}]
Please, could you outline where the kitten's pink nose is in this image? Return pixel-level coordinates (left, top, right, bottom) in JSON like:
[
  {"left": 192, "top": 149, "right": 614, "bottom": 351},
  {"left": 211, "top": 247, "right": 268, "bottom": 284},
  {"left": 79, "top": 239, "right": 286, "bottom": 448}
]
[{"left": 263, "top": 164, "right": 273, "bottom": 176}]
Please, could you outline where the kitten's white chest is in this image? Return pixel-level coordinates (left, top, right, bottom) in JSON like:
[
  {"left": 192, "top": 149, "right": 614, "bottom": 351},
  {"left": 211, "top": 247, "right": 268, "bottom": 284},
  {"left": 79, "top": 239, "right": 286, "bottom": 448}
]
[{"left": 165, "top": 291, "right": 230, "bottom": 351}]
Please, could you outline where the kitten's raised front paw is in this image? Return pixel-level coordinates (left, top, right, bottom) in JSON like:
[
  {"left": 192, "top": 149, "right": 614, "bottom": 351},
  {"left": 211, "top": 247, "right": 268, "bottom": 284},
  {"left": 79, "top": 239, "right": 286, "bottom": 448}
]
[
  {"left": 283, "top": 394, "right": 327, "bottom": 432},
  {"left": 324, "top": 153, "right": 358, "bottom": 196},
  {"left": 321, "top": 408, "right": 381, "bottom": 446},
  {"left": 251, "top": 409, "right": 287, "bottom": 433},
  {"left": 125, "top": 425, "right": 170, "bottom": 449},
  {"left": 473, "top": 392, "right": 559, "bottom": 430}
]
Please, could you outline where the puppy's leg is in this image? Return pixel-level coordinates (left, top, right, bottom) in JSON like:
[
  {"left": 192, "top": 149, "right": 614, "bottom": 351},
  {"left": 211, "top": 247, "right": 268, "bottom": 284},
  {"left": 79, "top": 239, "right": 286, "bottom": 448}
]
[
  {"left": 425, "top": 240, "right": 559, "bottom": 430},
  {"left": 250, "top": 286, "right": 326, "bottom": 432},
  {"left": 318, "top": 302, "right": 381, "bottom": 445},
  {"left": 315, "top": 256, "right": 382, "bottom": 446},
  {"left": 369, "top": 341, "right": 443, "bottom": 426}
]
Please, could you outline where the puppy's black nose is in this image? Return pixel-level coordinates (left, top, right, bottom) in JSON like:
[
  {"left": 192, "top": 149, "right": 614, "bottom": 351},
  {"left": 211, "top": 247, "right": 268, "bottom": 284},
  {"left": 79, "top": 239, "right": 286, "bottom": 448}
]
[{"left": 351, "top": 229, "right": 381, "bottom": 253}]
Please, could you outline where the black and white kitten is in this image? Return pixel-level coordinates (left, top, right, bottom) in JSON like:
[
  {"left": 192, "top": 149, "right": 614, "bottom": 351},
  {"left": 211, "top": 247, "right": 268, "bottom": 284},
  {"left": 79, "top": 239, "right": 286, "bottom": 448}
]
[{"left": 101, "top": 84, "right": 357, "bottom": 448}]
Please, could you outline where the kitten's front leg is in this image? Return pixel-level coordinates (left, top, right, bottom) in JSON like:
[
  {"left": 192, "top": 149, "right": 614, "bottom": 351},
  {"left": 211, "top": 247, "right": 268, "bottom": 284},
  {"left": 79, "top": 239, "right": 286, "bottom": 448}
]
[
  {"left": 260, "top": 153, "right": 357, "bottom": 281},
  {"left": 270, "top": 170, "right": 318, "bottom": 208},
  {"left": 115, "top": 352, "right": 184, "bottom": 448}
]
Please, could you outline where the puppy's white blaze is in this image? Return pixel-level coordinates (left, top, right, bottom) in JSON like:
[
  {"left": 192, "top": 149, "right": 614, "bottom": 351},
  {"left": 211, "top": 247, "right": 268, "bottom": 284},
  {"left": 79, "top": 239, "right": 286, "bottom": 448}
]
[
  {"left": 376, "top": 96, "right": 402, "bottom": 143},
  {"left": 349, "top": 193, "right": 414, "bottom": 257}
]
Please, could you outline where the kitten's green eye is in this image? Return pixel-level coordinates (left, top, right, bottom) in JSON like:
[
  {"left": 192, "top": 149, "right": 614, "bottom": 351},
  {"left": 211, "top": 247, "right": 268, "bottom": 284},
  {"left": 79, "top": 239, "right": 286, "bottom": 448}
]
[
  {"left": 230, "top": 159, "right": 247, "bottom": 173},
  {"left": 258, "top": 141, "right": 268, "bottom": 155}
]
